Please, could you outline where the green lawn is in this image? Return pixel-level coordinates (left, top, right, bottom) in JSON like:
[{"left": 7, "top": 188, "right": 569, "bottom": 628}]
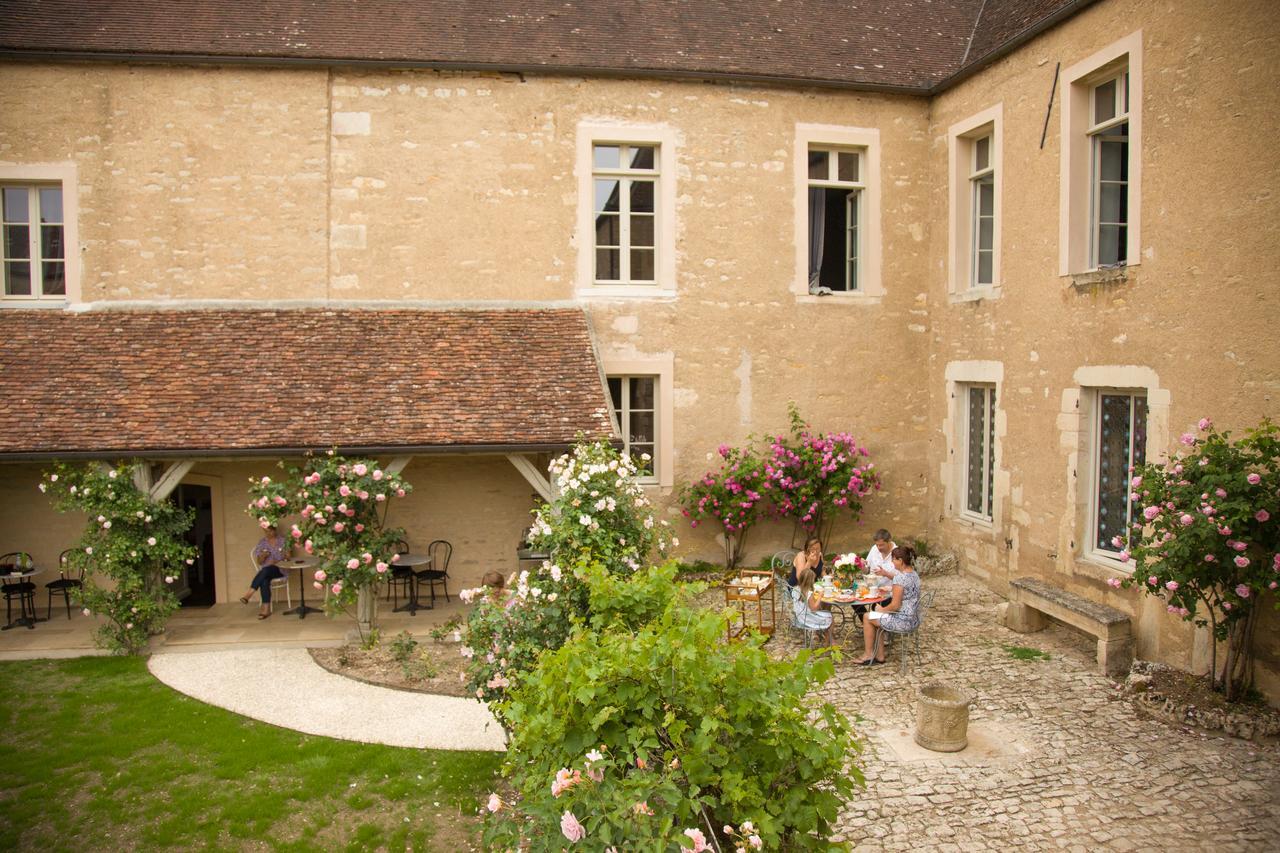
[{"left": 0, "top": 657, "right": 502, "bottom": 851}]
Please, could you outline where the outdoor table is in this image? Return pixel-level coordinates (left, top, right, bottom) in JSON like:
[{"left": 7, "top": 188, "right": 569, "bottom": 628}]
[
  {"left": 279, "top": 558, "right": 322, "bottom": 619},
  {"left": 725, "top": 570, "right": 776, "bottom": 640},
  {"left": 821, "top": 587, "right": 890, "bottom": 643},
  {"left": 391, "top": 553, "right": 432, "bottom": 614},
  {"left": 2, "top": 567, "right": 44, "bottom": 631}
]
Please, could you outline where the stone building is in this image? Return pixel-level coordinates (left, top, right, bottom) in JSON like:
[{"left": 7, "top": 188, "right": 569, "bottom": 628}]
[{"left": 0, "top": 1, "right": 1277, "bottom": 697}]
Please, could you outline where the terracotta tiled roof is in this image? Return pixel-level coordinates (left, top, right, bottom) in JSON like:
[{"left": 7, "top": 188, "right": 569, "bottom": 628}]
[
  {"left": 0, "top": 0, "right": 1092, "bottom": 92},
  {"left": 0, "top": 308, "right": 616, "bottom": 458}
]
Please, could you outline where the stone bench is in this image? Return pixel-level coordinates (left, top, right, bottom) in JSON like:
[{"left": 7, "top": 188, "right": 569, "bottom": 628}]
[{"left": 1004, "top": 576, "right": 1133, "bottom": 677}]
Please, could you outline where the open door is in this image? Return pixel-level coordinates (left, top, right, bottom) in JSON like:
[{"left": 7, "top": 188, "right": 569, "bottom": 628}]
[{"left": 171, "top": 483, "right": 216, "bottom": 607}]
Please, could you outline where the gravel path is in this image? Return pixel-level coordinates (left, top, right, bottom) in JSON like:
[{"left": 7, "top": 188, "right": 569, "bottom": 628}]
[{"left": 148, "top": 647, "right": 506, "bottom": 751}]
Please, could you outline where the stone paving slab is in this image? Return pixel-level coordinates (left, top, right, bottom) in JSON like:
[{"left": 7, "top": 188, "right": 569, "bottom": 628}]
[{"left": 765, "top": 573, "right": 1280, "bottom": 851}]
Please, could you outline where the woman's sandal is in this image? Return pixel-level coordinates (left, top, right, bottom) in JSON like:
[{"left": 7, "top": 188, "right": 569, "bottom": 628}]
[
  {"left": 239, "top": 595, "right": 250, "bottom": 605},
  {"left": 257, "top": 611, "right": 271, "bottom": 620}
]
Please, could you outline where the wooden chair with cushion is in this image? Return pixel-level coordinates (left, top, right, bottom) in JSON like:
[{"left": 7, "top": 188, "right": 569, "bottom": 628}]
[{"left": 46, "top": 548, "right": 85, "bottom": 620}]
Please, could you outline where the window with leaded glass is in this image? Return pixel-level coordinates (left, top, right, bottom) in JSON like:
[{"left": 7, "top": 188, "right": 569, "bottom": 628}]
[
  {"left": 2, "top": 185, "right": 65, "bottom": 299},
  {"left": 806, "top": 146, "right": 862, "bottom": 293},
  {"left": 607, "top": 375, "right": 656, "bottom": 478},
  {"left": 1092, "top": 391, "right": 1147, "bottom": 555},
  {"left": 1089, "top": 71, "right": 1129, "bottom": 268},
  {"left": 963, "top": 385, "right": 996, "bottom": 520},
  {"left": 592, "top": 144, "right": 657, "bottom": 285}
]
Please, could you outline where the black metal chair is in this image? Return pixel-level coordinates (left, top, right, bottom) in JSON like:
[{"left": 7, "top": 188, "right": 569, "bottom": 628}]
[
  {"left": 414, "top": 539, "right": 452, "bottom": 606},
  {"left": 1, "top": 552, "right": 37, "bottom": 628},
  {"left": 386, "top": 539, "right": 415, "bottom": 607},
  {"left": 46, "top": 548, "right": 84, "bottom": 620}
]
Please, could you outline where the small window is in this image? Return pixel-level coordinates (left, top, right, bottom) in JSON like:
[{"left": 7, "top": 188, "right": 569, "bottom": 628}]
[
  {"left": 2, "top": 185, "right": 65, "bottom": 300},
  {"left": 1091, "top": 391, "right": 1147, "bottom": 556},
  {"left": 592, "top": 143, "right": 658, "bottom": 286},
  {"left": 607, "top": 375, "right": 657, "bottom": 477},
  {"left": 969, "top": 136, "right": 995, "bottom": 288},
  {"left": 806, "top": 146, "right": 863, "bottom": 293},
  {"left": 1089, "top": 72, "right": 1130, "bottom": 268},
  {"left": 962, "top": 385, "right": 996, "bottom": 520}
]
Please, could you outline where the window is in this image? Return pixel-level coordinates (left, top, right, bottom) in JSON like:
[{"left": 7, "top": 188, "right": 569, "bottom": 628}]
[
  {"left": 962, "top": 384, "right": 996, "bottom": 520},
  {"left": 607, "top": 375, "right": 656, "bottom": 478},
  {"left": 2, "top": 185, "right": 65, "bottom": 300},
  {"left": 576, "top": 123, "right": 676, "bottom": 296},
  {"left": 947, "top": 105, "right": 1001, "bottom": 298},
  {"left": 806, "top": 146, "right": 862, "bottom": 293},
  {"left": 1089, "top": 72, "right": 1129, "bottom": 267},
  {"left": 592, "top": 144, "right": 657, "bottom": 285},
  {"left": 1091, "top": 391, "right": 1147, "bottom": 556},
  {"left": 969, "top": 137, "right": 995, "bottom": 287},
  {"left": 792, "top": 124, "right": 882, "bottom": 300},
  {"left": 1060, "top": 32, "right": 1142, "bottom": 276}
]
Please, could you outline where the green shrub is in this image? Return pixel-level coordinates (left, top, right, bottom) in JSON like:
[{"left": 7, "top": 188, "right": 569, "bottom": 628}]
[{"left": 389, "top": 630, "right": 418, "bottom": 662}]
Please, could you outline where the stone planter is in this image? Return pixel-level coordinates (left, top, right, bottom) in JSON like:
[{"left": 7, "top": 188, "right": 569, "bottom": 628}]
[{"left": 914, "top": 682, "right": 974, "bottom": 752}]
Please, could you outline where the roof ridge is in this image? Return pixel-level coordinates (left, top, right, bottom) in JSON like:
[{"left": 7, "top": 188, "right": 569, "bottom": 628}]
[{"left": 961, "top": 0, "right": 990, "bottom": 67}]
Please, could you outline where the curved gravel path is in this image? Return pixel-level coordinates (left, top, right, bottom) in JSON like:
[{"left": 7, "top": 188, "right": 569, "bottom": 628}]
[{"left": 148, "top": 648, "right": 506, "bottom": 751}]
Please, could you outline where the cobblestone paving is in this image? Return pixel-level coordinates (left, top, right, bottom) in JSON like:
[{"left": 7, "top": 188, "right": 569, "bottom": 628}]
[{"left": 765, "top": 573, "right": 1280, "bottom": 851}]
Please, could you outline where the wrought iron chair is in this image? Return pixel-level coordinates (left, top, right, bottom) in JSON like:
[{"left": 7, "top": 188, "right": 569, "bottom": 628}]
[
  {"left": 771, "top": 549, "right": 799, "bottom": 582},
  {"left": 249, "top": 546, "right": 291, "bottom": 611},
  {"left": 874, "top": 587, "right": 936, "bottom": 673},
  {"left": 415, "top": 539, "right": 453, "bottom": 606},
  {"left": 46, "top": 548, "right": 84, "bottom": 619},
  {"left": 780, "top": 581, "right": 818, "bottom": 649},
  {"left": 1, "top": 551, "right": 37, "bottom": 628},
  {"left": 386, "top": 539, "right": 415, "bottom": 607}
]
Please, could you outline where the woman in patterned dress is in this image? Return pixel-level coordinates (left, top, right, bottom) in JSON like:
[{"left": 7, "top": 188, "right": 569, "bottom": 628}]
[{"left": 853, "top": 545, "right": 920, "bottom": 665}]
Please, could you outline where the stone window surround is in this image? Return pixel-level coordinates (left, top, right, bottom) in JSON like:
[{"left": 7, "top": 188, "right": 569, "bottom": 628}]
[
  {"left": 941, "top": 360, "right": 1005, "bottom": 533},
  {"left": 1059, "top": 30, "right": 1143, "bottom": 278},
  {"left": 1063, "top": 365, "right": 1169, "bottom": 579},
  {"left": 792, "top": 123, "right": 883, "bottom": 304},
  {"left": 947, "top": 104, "right": 1003, "bottom": 302},
  {"left": 576, "top": 121, "right": 678, "bottom": 300},
  {"left": 0, "top": 162, "right": 80, "bottom": 307},
  {"left": 600, "top": 353, "right": 674, "bottom": 490}
]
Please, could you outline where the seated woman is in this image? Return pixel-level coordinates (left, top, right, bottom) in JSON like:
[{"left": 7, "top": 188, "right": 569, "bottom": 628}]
[
  {"left": 786, "top": 537, "right": 825, "bottom": 587},
  {"left": 854, "top": 545, "right": 921, "bottom": 665},
  {"left": 792, "top": 567, "right": 835, "bottom": 647},
  {"left": 239, "top": 525, "right": 291, "bottom": 620}
]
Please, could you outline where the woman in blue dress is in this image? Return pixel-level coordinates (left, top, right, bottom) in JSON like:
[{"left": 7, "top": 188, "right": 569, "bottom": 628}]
[{"left": 854, "top": 545, "right": 920, "bottom": 665}]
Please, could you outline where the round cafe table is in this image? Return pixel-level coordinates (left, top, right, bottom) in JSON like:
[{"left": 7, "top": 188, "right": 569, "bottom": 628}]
[
  {"left": 819, "top": 587, "right": 890, "bottom": 643},
  {"left": 279, "top": 558, "right": 322, "bottom": 619},
  {"left": 390, "top": 554, "right": 432, "bottom": 614},
  {"left": 2, "top": 567, "right": 44, "bottom": 630}
]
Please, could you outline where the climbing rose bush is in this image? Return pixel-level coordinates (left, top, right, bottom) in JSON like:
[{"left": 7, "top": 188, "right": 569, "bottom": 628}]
[
  {"left": 246, "top": 451, "right": 412, "bottom": 614},
  {"left": 678, "top": 443, "right": 769, "bottom": 571},
  {"left": 41, "top": 462, "right": 196, "bottom": 654},
  {"left": 1115, "top": 418, "right": 1278, "bottom": 700}
]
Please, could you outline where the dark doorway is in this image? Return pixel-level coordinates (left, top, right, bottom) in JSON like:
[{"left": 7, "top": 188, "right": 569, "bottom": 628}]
[{"left": 172, "top": 483, "right": 216, "bottom": 607}]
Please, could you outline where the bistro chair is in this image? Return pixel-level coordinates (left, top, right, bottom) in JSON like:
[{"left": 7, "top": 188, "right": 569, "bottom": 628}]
[
  {"left": 771, "top": 549, "right": 799, "bottom": 581},
  {"left": 415, "top": 539, "right": 452, "bottom": 606},
  {"left": 1, "top": 551, "right": 37, "bottom": 628},
  {"left": 249, "top": 547, "right": 291, "bottom": 612},
  {"left": 780, "top": 581, "right": 818, "bottom": 649},
  {"left": 386, "top": 539, "right": 414, "bottom": 608},
  {"left": 46, "top": 548, "right": 84, "bottom": 620},
  {"left": 874, "top": 588, "right": 936, "bottom": 674}
]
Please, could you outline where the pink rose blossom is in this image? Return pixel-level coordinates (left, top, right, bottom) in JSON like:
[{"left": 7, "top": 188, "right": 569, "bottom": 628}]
[
  {"left": 633, "top": 801, "right": 654, "bottom": 816},
  {"left": 1215, "top": 488, "right": 1227, "bottom": 498},
  {"left": 748, "top": 835, "right": 763, "bottom": 849},
  {"left": 353, "top": 463, "right": 368, "bottom": 476},
  {"left": 314, "top": 570, "right": 327, "bottom": 581},
  {"left": 375, "top": 561, "right": 388, "bottom": 574},
  {"left": 346, "top": 558, "right": 360, "bottom": 569},
  {"left": 1204, "top": 554, "right": 1216, "bottom": 563},
  {"left": 1130, "top": 475, "right": 1143, "bottom": 488},
  {"left": 1106, "top": 578, "right": 1123, "bottom": 588},
  {"left": 1236, "top": 584, "right": 1251, "bottom": 598},
  {"left": 1234, "top": 556, "right": 1250, "bottom": 568},
  {"left": 1180, "top": 433, "right": 1195, "bottom": 446},
  {"left": 1143, "top": 506, "right": 1160, "bottom": 521},
  {"left": 1165, "top": 580, "right": 1179, "bottom": 591},
  {"left": 683, "top": 828, "right": 710, "bottom": 852},
  {"left": 1198, "top": 417, "right": 1212, "bottom": 431},
  {"left": 331, "top": 582, "right": 343, "bottom": 594},
  {"left": 1247, "top": 473, "right": 1262, "bottom": 485},
  {"left": 486, "top": 793, "right": 502, "bottom": 813},
  {"left": 1147, "top": 575, "right": 1158, "bottom": 586},
  {"left": 1118, "top": 551, "right": 1130, "bottom": 563},
  {"left": 1179, "top": 514, "right": 1193, "bottom": 526},
  {"left": 339, "top": 485, "right": 352, "bottom": 497},
  {"left": 396, "top": 488, "right": 406, "bottom": 497},
  {"left": 1232, "top": 541, "right": 1248, "bottom": 552},
  {"left": 1270, "top": 581, "right": 1278, "bottom": 590},
  {"left": 354, "top": 523, "right": 365, "bottom": 532},
  {"left": 560, "top": 811, "right": 585, "bottom": 843},
  {"left": 373, "top": 469, "right": 384, "bottom": 481},
  {"left": 1256, "top": 510, "right": 1271, "bottom": 522},
  {"left": 333, "top": 522, "right": 345, "bottom": 532},
  {"left": 1223, "top": 601, "right": 1233, "bottom": 611}
]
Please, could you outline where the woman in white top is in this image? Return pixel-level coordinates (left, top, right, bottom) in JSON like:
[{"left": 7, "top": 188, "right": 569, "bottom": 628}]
[{"left": 793, "top": 567, "right": 834, "bottom": 646}]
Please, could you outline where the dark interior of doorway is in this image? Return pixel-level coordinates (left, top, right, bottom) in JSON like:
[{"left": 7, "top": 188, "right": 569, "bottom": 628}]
[{"left": 172, "top": 483, "right": 216, "bottom": 607}]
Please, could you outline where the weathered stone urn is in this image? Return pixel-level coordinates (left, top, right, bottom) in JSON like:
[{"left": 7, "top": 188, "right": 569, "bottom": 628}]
[{"left": 914, "top": 682, "right": 974, "bottom": 752}]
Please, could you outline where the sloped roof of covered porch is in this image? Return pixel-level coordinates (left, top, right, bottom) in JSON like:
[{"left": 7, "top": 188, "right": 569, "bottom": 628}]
[{"left": 0, "top": 306, "right": 617, "bottom": 460}]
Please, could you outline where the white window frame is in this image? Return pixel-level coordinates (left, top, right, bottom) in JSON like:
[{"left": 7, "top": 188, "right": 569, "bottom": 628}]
[
  {"left": 601, "top": 355, "right": 674, "bottom": 489},
  {"left": 1088, "top": 71, "right": 1130, "bottom": 269},
  {"left": 576, "top": 122, "right": 677, "bottom": 299},
  {"left": 960, "top": 383, "right": 997, "bottom": 523},
  {"left": 805, "top": 146, "right": 864, "bottom": 293},
  {"left": 1060, "top": 31, "right": 1143, "bottom": 276},
  {"left": 1085, "top": 388, "right": 1147, "bottom": 563},
  {"left": 607, "top": 375, "right": 658, "bottom": 482},
  {"left": 0, "top": 163, "right": 79, "bottom": 307},
  {"left": 948, "top": 104, "right": 1002, "bottom": 300},
  {"left": 942, "top": 361, "right": 1003, "bottom": 531},
  {"left": 792, "top": 124, "right": 882, "bottom": 303}
]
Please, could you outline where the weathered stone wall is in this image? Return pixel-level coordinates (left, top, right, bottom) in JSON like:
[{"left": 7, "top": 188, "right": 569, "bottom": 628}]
[{"left": 924, "top": 0, "right": 1280, "bottom": 698}]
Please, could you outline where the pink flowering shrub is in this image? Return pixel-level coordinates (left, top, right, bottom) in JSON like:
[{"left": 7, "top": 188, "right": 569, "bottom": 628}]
[
  {"left": 482, "top": 567, "right": 858, "bottom": 850},
  {"left": 1119, "top": 418, "right": 1278, "bottom": 700},
  {"left": 41, "top": 462, "right": 197, "bottom": 654},
  {"left": 678, "top": 443, "right": 769, "bottom": 571},
  {"left": 245, "top": 451, "right": 412, "bottom": 626}
]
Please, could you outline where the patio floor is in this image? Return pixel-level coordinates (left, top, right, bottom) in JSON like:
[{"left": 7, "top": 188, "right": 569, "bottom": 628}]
[
  {"left": 764, "top": 572, "right": 1280, "bottom": 852},
  {"left": 0, "top": 592, "right": 469, "bottom": 659}
]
